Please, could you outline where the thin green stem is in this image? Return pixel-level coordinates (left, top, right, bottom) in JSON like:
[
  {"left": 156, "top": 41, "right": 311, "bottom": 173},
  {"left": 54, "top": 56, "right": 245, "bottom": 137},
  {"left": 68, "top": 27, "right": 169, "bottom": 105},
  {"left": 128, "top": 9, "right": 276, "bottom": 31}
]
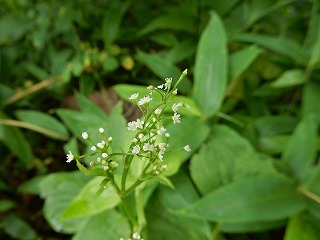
[{"left": 120, "top": 195, "right": 138, "bottom": 229}]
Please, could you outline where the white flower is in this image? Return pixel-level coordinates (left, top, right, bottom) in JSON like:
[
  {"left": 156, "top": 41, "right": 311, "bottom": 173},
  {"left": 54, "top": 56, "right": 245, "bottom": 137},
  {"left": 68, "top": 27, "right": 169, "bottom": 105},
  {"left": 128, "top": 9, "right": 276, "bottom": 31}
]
[
  {"left": 108, "top": 137, "right": 113, "bottom": 142},
  {"left": 99, "top": 127, "right": 104, "bottom": 133},
  {"left": 82, "top": 132, "right": 88, "bottom": 140},
  {"left": 165, "top": 133, "right": 170, "bottom": 138},
  {"left": 66, "top": 151, "right": 74, "bottom": 163},
  {"left": 157, "top": 126, "right": 166, "bottom": 135},
  {"left": 172, "top": 112, "right": 181, "bottom": 124},
  {"left": 157, "top": 84, "right": 165, "bottom": 89},
  {"left": 127, "top": 119, "right": 143, "bottom": 131},
  {"left": 97, "top": 142, "right": 104, "bottom": 148},
  {"left": 183, "top": 69, "right": 188, "bottom": 75},
  {"left": 172, "top": 102, "right": 183, "bottom": 112},
  {"left": 129, "top": 93, "right": 139, "bottom": 100},
  {"left": 158, "top": 154, "right": 163, "bottom": 161},
  {"left": 184, "top": 145, "right": 191, "bottom": 152},
  {"left": 154, "top": 108, "right": 162, "bottom": 115},
  {"left": 172, "top": 89, "right": 178, "bottom": 95},
  {"left": 132, "top": 137, "right": 138, "bottom": 143},
  {"left": 143, "top": 143, "right": 154, "bottom": 152},
  {"left": 91, "top": 146, "right": 97, "bottom": 151},
  {"left": 132, "top": 232, "right": 141, "bottom": 240},
  {"left": 102, "top": 153, "right": 108, "bottom": 158},
  {"left": 138, "top": 95, "right": 152, "bottom": 105},
  {"left": 97, "top": 157, "right": 101, "bottom": 162},
  {"left": 158, "top": 142, "right": 166, "bottom": 150},
  {"left": 132, "top": 145, "right": 140, "bottom": 155}
]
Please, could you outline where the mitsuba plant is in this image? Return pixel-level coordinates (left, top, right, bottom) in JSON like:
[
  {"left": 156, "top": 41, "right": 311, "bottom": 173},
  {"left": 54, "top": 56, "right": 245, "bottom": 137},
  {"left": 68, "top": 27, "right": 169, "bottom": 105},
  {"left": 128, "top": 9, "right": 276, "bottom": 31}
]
[{"left": 65, "top": 70, "right": 191, "bottom": 239}]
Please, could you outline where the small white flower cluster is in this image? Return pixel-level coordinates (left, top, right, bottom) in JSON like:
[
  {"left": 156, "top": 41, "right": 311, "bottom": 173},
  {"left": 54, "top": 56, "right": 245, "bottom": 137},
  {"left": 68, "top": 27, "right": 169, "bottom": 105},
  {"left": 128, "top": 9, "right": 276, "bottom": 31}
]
[
  {"left": 120, "top": 232, "right": 143, "bottom": 240},
  {"left": 151, "top": 164, "right": 168, "bottom": 176}
]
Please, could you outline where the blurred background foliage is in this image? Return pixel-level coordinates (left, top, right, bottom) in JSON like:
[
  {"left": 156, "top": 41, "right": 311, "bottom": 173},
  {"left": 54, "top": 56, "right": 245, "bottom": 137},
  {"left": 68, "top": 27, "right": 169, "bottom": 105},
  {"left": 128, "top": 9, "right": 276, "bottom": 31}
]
[{"left": 0, "top": 0, "right": 320, "bottom": 239}]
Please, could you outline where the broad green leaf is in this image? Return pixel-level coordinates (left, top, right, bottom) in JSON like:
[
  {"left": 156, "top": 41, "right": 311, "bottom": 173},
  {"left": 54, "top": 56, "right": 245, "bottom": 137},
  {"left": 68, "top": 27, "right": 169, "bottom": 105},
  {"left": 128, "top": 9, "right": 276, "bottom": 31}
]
[
  {"left": 136, "top": 51, "right": 192, "bottom": 94},
  {"left": 282, "top": 114, "right": 319, "bottom": 182},
  {"left": 145, "top": 171, "right": 212, "bottom": 240},
  {"left": 73, "top": 210, "right": 130, "bottom": 240},
  {"left": 193, "top": 12, "right": 228, "bottom": 119},
  {"left": 230, "top": 45, "right": 261, "bottom": 80},
  {"left": 234, "top": 33, "right": 307, "bottom": 65},
  {"left": 190, "top": 125, "right": 275, "bottom": 194},
  {"left": 102, "top": 2, "right": 129, "bottom": 47},
  {"left": 179, "top": 174, "right": 305, "bottom": 222},
  {"left": 284, "top": 214, "right": 320, "bottom": 240},
  {"left": 75, "top": 93, "right": 107, "bottom": 120},
  {"left": 271, "top": 69, "right": 306, "bottom": 88},
  {"left": 221, "top": 219, "right": 286, "bottom": 233},
  {"left": 2, "top": 214, "right": 38, "bottom": 240},
  {"left": 39, "top": 171, "right": 89, "bottom": 233},
  {"left": 15, "top": 110, "right": 69, "bottom": 140},
  {"left": 303, "top": 0, "right": 320, "bottom": 49},
  {"left": 62, "top": 176, "right": 120, "bottom": 219},
  {"left": 18, "top": 175, "right": 45, "bottom": 195},
  {"left": 164, "top": 117, "right": 210, "bottom": 176},
  {"left": 211, "top": 0, "right": 242, "bottom": 16},
  {"left": 302, "top": 82, "right": 320, "bottom": 120}
]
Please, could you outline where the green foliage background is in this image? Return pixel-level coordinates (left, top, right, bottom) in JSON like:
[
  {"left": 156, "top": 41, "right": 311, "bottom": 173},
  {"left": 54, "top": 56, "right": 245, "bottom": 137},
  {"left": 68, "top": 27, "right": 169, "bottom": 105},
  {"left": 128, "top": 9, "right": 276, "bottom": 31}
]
[{"left": 0, "top": 0, "right": 320, "bottom": 239}]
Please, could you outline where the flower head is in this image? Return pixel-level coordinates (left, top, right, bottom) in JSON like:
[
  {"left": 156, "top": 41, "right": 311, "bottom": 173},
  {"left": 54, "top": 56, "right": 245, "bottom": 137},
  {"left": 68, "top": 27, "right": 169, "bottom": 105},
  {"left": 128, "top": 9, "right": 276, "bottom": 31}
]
[
  {"left": 184, "top": 145, "right": 191, "bottom": 152},
  {"left": 172, "top": 112, "right": 181, "bottom": 124},
  {"left": 99, "top": 127, "right": 104, "bottom": 133},
  {"left": 129, "top": 93, "right": 139, "bottom": 100},
  {"left": 138, "top": 95, "right": 152, "bottom": 106},
  {"left": 132, "top": 145, "right": 140, "bottom": 155},
  {"left": 66, "top": 151, "right": 74, "bottom": 163}
]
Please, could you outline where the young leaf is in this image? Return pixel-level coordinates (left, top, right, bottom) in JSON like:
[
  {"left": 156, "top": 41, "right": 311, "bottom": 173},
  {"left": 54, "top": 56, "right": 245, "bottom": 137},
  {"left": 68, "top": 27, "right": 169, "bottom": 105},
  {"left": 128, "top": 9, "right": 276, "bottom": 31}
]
[
  {"left": 193, "top": 12, "right": 228, "bottom": 119},
  {"left": 178, "top": 174, "right": 305, "bottom": 223}
]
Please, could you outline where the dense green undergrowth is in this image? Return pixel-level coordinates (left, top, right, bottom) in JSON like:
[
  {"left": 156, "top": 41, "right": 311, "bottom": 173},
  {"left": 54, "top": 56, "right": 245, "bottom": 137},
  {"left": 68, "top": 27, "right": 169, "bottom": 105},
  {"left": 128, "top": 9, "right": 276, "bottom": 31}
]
[{"left": 0, "top": 0, "right": 320, "bottom": 239}]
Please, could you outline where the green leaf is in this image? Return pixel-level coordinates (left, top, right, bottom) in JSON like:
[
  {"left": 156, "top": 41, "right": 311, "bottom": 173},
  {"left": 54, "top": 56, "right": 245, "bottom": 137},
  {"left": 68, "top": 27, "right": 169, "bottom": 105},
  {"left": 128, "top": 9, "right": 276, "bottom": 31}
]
[
  {"left": 61, "top": 176, "right": 120, "bottom": 220},
  {"left": 102, "top": 2, "right": 129, "bottom": 47},
  {"left": 0, "top": 114, "right": 34, "bottom": 169},
  {"left": 254, "top": 115, "right": 298, "bottom": 137},
  {"left": 0, "top": 200, "right": 16, "bottom": 212},
  {"left": 145, "top": 171, "right": 212, "bottom": 240},
  {"left": 73, "top": 210, "right": 130, "bottom": 240},
  {"left": 138, "top": 11, "right": 196, "bottom": 35},
  {"left": 193, "top": 12, "right": 228, "bottom": 119},
  {"left": 136, "top": 50, "right": 192, "bottom": 94},
  {"left": 234, "top": 33, "right": 307, "bottom": 65},
  {"left": 190, "top": 125, "right": 275, "bottom": 194},
  {"left": 164, "top": 117, "right": 210, "bottom": 176},
  {"left": 2, "top": 214, "right": 38, "bottom": 240},
  {"left": 302, "top": 82, "right": 320, "bottom": 120},
  {"left": 15, "top": 110, "right": 69, "bottom": 140},
  {"left": 230, "top": 45, "right": 261, "bottom": 80},
  {"left": 271, "top": 69, "right": 306, "bottom": 88},
  {"left": 221, "top": 219, "right": 286, "bottom": 233},
  {"left": 308, "top": 26, "right": 320, "bottom": 70},
  {"left": 39, "top": 171, "right": 89, "bottom": 233},
  {"left": 284, "top": 214, "right": 320, "bottom": 240},
  {"left": 282, "top": 114, "right": 319, "bottom": 182},
  {"left": 179, "top": 174, "right": 305, "bottom": 223}
]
